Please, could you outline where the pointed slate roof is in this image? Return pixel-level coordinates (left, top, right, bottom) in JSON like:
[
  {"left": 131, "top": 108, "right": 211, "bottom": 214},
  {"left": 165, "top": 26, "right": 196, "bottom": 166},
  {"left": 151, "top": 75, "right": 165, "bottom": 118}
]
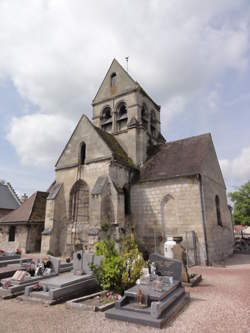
[
  {"left": 0, "top": 191, "right": 48, "bottom": 224},
  {"left": 140, "top": 133, "right": 225, "bottom": 186},
  {"left": 0, "top": 182, "right": 20, "bottom": 210}
]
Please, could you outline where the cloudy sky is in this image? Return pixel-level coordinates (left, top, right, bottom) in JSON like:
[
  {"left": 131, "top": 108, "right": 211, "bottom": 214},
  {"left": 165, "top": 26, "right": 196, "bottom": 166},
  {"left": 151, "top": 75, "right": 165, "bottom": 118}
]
[{"left": 0, "top": 0, "right": 250, "bottom": 196}]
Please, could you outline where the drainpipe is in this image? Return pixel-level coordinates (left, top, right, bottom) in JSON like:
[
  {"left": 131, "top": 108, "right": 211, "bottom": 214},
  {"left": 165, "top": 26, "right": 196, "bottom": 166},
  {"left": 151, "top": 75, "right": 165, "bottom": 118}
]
[{"left": 198, "top": 174, "right": 209, "bottom": 266}]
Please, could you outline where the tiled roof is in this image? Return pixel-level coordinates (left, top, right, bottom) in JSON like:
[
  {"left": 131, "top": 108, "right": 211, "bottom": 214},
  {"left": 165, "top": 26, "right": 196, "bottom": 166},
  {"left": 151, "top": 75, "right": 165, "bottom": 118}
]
[
  {"left": 140, "top": 133, "right": 212, "bottom": 181},
  {"left": 0, "top": 191, "right": 48, "bottom": 224}
]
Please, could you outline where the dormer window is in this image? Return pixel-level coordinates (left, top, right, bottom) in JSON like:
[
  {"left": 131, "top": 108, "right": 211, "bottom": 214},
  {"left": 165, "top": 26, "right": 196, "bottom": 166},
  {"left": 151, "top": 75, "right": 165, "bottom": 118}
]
[
  {"left": 116, "top": 102, "right": 128, "bottom": 131},
  {"left": 110, "top": 72, "right": 117, "bottom": 87},
  {"left": 101, "top": 106, "right": 112, "bottom": 132},
  {"left": 80, "top": 142, "right": 86, "bottom": 165}
]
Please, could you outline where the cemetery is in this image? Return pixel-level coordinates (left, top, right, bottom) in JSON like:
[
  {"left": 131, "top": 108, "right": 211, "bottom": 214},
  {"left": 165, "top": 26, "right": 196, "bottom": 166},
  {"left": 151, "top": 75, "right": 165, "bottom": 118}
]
[{"left": 0, "top": 233, "right": 204, "bottom": 329}]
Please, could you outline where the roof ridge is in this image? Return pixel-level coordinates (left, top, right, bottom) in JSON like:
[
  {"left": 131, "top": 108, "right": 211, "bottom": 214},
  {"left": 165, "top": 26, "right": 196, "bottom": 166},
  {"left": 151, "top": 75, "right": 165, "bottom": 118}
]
[
  {"left": 6, "top": 182, "right": 21, "bottom": 206},
  {"left": 0, "top": 191, "right": 48, "bottom": 224},
  {"left": 165, "top": 133, "right": 211, "bottom": 146}
]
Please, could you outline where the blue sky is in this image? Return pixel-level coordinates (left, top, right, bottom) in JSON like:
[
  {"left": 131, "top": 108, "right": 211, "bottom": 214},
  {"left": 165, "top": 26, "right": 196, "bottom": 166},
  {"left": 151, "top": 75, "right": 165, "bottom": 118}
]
[{"left": 0, "top": 0, "right": 250, "bottom": 196}]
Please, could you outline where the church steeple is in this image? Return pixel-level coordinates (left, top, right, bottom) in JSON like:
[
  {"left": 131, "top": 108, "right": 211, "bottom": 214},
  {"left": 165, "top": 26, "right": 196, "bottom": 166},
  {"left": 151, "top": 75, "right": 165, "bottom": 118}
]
[{"left": 92, "top": 59, "right": 164, "bottom": 166}]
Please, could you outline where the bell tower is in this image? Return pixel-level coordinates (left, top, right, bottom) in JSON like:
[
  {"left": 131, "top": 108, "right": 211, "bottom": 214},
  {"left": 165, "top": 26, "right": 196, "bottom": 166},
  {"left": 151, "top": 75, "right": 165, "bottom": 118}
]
[{"left": 92, "top": 59, "right": 164, "bottom": 166}]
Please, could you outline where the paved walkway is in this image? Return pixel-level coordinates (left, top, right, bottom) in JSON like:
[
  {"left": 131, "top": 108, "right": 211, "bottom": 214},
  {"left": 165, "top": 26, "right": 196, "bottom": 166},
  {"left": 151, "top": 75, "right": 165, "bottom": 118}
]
[{"left": 0, "top": 254, "right": 250, "bottom": 333}]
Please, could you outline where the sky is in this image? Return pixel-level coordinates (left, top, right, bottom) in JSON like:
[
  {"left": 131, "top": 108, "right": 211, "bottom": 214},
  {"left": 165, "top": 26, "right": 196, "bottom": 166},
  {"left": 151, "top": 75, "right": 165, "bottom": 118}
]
[{"left": 0, "top": 0, "right": 250, "bottom": 196}]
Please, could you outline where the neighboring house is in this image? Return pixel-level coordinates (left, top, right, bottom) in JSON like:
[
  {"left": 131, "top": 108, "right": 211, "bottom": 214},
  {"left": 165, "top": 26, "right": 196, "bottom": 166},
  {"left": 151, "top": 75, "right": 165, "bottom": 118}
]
[
  {"left": 0, "top": 180, "right": 21, "bottom": 218},
  {"left": 0, "top": 191, "right": 48, "bottom": 253},
  {"left": 41, "top": 59, "right": 234, "bottom": 264}
]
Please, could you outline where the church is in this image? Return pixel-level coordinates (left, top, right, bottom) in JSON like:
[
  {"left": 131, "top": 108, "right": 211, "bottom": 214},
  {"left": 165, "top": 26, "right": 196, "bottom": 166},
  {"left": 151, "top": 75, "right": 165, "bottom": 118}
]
[{"left": 41, "top": 59, "right": 234, "bottom": 265}]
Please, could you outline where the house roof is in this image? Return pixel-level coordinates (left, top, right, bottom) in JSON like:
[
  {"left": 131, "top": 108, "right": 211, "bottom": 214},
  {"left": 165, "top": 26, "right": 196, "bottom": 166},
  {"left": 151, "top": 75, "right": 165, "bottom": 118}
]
[
  {"left": 0, "top": 191, "right": 48, "bottom": 224},
  {"left": 140, "top": 133, "right": 212, "bottom": 182},
  {"left": 0, "top": 182, "right": 20, "bottom": 210},
  {"left": 94, "top": 126, "right": 136, "bottom": 168}
]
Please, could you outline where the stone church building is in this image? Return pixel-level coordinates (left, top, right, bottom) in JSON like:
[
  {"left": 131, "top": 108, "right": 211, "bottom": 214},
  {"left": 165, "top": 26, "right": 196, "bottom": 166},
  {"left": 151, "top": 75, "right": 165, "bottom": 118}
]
[{"left": 41, "top": 59, "right": 234, "bottom": 265}]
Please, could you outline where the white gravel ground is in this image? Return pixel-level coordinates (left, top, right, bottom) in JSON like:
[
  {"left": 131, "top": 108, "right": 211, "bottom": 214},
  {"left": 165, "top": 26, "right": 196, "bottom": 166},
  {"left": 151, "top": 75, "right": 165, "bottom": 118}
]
[{"left": 0, "top": 254, "right": 250, "bottom": 333}]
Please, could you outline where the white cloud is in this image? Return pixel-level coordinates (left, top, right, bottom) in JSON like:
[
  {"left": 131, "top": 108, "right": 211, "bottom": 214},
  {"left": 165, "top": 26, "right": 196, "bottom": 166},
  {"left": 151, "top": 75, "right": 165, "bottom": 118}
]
[
  {"left": 0, "top": 0, "right": 249, "bottom": 166},
  {"left": 7, "top": 114, "right": 75, "bottom": 167},
  {"left": 220, "top": 146, "right": 250, "bottom": 184}
]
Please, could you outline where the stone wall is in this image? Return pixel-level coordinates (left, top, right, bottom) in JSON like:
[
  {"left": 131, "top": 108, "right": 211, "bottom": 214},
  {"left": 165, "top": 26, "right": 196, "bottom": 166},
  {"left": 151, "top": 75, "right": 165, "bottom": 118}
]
[
  {"left": 28, "top": 224, "right": 44, "bottom": 253},
  {"left": 0, "top": 225, "right": 28, "bottom": 253},
  {"left": 202, "top": 175, "right": 234, "bottom": 263},
  {"left": 42, "top": 159, "right": 130, "bottom": 255},
  {"left": 131, "top": 176, "right": 207, "bottom": 264}
]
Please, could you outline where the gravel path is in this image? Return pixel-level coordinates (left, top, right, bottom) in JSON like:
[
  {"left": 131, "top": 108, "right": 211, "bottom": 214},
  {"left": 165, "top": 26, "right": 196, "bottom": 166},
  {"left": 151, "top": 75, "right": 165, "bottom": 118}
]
[{"left": 0, "top": 254, "right": 250, "bottom": 333}]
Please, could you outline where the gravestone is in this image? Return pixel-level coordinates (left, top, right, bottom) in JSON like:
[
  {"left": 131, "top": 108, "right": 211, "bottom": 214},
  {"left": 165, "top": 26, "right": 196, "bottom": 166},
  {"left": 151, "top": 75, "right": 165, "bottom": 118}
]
[
  {"left": 106, "top": 265, "right": 189, "bottom": 328},
  {"left": 149, "top": 253, "right": 181, "bottom": 281},
  {"left": 22, "top": 253, "right": 104, "bottom": 304},
  {"left": 73, "top": 251, "right": 95, "bottom": 275},
  {"left": 48, "top": 255, "right": 61, "bottom": 274},
  {"left": 73, "top": 251, "right": 84, "bottom": 275}
]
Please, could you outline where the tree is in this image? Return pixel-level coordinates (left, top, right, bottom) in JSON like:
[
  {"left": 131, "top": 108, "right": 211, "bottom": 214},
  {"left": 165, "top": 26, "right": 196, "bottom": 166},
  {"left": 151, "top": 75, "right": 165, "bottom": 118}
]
[{"left": 229, "top": 180, "right": 250, "bottom": 226}]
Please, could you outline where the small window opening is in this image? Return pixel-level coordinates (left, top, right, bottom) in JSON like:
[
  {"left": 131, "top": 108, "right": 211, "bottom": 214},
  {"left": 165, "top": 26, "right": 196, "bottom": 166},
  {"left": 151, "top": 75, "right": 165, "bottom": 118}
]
[
  {"left": 80, "top": 142, "right": 86, "bottom": 165},
  {"left": 150, "top": 110, "right": 157, "bottom": 137},
  {"left": 9, "top": 226, "right": 16, "bottom": 242},
  {"left": 101, "top": 107, "right": 112, "bottom": 123},
  {"left": 110, "top": 72, "right": 117, "bottom": 87},
  {"left": 101, "top": 106, "right": 112, "bottom": 132},
  {"left": 117, "top": 102, "right": 128, "bottom": 131},
  {"left": 215, "top": 195, "right": 222, "bottom": 226},
  {"left": 118, "top": 103, "right": 127, "bottom": 119},
  {"left": 124, "top": 186, "right": 130, "bottom": 215}
]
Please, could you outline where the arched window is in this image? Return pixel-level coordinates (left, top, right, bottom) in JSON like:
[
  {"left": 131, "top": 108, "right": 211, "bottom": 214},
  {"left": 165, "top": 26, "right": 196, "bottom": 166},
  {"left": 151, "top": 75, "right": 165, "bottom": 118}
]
[
  {"left": 69, "top": 180, "right": 89, "bottom": 224},
  {"left": 8, "top": 226, "right": 16, "bottom": 242},
  {"left": 80, "top": 142, "right": 86, "bottom": 165},
  {"left": 110, "top": 72, "right": 117, "bottom": 87},
  {"left": 150, "top": 109, "right": 157, "bottom": 137},
  {"left": 118, "top": 103, "right": 127, "bottom": 119},
  {"left": 100, "top": 106, "right": 112, "bottom": 132},
  {"left": 215, "top": 195, "right": 222, "bottom": 226},
  {"left": 116, "top": 102, "right": 128, "bottom": 131}
]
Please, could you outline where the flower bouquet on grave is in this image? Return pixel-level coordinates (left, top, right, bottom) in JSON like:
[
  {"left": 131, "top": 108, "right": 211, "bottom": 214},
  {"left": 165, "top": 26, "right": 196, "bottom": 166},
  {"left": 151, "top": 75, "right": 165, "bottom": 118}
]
[{"left": 100, "top": 291, "right": 121, "bottom": 304}]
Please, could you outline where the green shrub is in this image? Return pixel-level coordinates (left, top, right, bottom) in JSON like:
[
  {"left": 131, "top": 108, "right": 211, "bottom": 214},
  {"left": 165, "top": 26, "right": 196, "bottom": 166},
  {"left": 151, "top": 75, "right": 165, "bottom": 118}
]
[
  {"left": 92, "top": 233, "right": 145, "bottom": 294},
  {"left": 101, "top": 223, "right": 109, "bottom": 233},
  {"left": 91, "top": 240, "right": 123, "bottom": 293}
]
